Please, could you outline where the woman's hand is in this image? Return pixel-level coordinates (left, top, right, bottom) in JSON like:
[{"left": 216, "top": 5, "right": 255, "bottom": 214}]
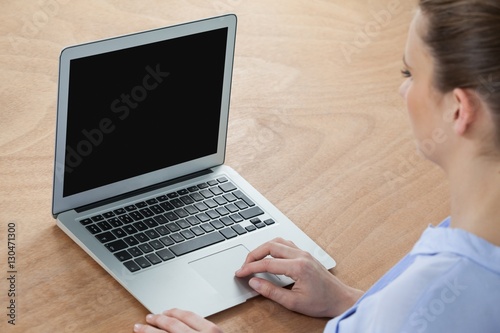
[
  {"left": 235, "top": 237, "right": 363, "bottom": 318},
  {"left": 134, "top": 308, "right": 222, "bottom": 333}
]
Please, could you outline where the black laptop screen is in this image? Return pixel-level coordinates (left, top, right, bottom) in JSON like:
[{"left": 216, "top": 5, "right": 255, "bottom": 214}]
[{"left": 63, "top": 27, "right": 228, "bottom": 197}]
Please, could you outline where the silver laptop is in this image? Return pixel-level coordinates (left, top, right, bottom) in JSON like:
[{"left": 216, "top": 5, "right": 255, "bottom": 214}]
[{"left": 52, "top": 14, "right": 336, "bottom": 317}]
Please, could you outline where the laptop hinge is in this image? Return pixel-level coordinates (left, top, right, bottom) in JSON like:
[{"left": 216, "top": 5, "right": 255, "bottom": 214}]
[{"left": 75, "top": 169, "right": 213, "bottom": 213}]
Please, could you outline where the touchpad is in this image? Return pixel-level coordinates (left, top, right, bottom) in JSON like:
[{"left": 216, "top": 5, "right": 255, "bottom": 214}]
[{"left": 189, "top": 245, "right": 281, "bottom": 298}]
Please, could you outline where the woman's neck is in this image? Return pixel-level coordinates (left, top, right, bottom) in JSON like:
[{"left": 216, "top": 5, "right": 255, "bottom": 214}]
[{"left": 447, "top": 156, "right": 500, "bottom": 246}]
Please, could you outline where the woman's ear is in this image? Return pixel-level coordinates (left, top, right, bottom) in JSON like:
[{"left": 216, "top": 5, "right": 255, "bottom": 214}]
[{"left": 452, "top": 88, "right": 479, "bottom": 136}]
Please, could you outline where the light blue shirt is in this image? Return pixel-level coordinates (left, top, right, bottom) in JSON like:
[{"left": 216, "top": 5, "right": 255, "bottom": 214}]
[{"left": 324, "top": 217, "right": 500, "bottom": 333}]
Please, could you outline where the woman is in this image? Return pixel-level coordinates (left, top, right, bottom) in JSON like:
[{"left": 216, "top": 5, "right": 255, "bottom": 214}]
[{"left": 134, "top": 0, "right": 500, "bottom": 332}]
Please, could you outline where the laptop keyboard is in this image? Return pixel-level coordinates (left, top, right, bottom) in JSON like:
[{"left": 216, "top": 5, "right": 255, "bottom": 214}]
[{"left": 79, "top": 177, "right": 275, "bottom": 272}]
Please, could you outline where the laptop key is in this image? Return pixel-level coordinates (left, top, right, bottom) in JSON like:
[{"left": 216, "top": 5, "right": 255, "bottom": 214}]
[
  {"left": 156, "top": 195, "right": 168, "bottom": 202},
  {"left": 129, "top": 211, "right": 144, "bottom": 221},
  {"left": 115, "top": 250, "right": 132, "bottom": 262},
  {"left": 191, "top": 193, "right": 204, "bottom": 202},
  {"left": 155, "top": 226, "right": 170, "bottom": 236},
  {"left": 165, "top": 212, "right": 179, "bottom": 221},
  {"left": 145, "top": 229, "right": 160, "bottom": 239},
  {"left": 156, "top": 248, "right": 175, "bottom": 261},
  {"left": 124, "top": 236, "right": 139, "bottom": 246},
  {"left": 146, "top": 253, "right": 162, "bottom": 265},
  {"left": 134, "top": 233, "right": 149, "bottom": 243},
  {"left": 223, "top": 193, "right": 237, "bottom": 202},
  {"left": 113, "top": 208, "right": 126, "bottom": 215},
  {"left": 170, "top": 199, "right": 184, "bottom": 208},
  {"left": 186, "top": 216, "right": 200, "bottom": 226},
  {"left": 86, "top": 224, "right": 101, "bottom": 234},
  {"left": 108, "top": 217, "right": 123, "bottom": 227},
  {"left": 125, "top": 205, "right": 137, "bottom": 212},
  {"left": 135, "top": 257, "right": 151, "bottom": 268},
  {"left": 180, "top": 195, "right": 194, "bottom": 205},
  {"left": 97, "top": 221, "right": 113, "bottom": 231},
  {"left": 169, "top": 232, "right": 225, "bottom": 256},
  {"left": 160, "top": 201, "right": 175, "bottom": 211},
  {"left": 240, "top": 207, "right": 264, "bottom": 220},
  {"left": 233, "top": 190, "right": 255, "bottom": 207},
  {"left": 176, "top": 219, "right": 190, "bottom": 229},
  {"left": 118, "top": 214, "right": 134, "bottom": 224},
  {"left": 139, "top": 208, "right": 154, "bottom": 217},
  {"left": 210, "top": 220, "right": 224, "bottom": 229},
  {"left": 264, "top": 219, "right": 276, "bottom": 225},
  {"left": 177, "top": 189, "right": 189, "bottom": 196},
  {"left": 170, "top": 233, "right": 185, "bottom": 243},
  {"left": 167, "top": 192, "right": 178, "bottom": 199},
  {"left": 196, "top": 212, "right": 210, "bottom": 223},
  {"left": 220, "top": 216, "right": 234, "bottom": 226},
  {"left": 225, "top": 204, "right": 239, "bottom": 213},
  {"left": 91, "top": 214, "right": 104, "bottom": 222},
  {"left": 149, "top": 240, "right": 164, "bottom": 250},
  {"left": 197, "top": 182, "right": 209, "bottom": 189},
  {"left": 96, "top": 231, "right": 116, "bottom": 243},
  {"left": 123, "top": 225, "right": 138, "bottom": 235},
  {"left": 210, "top": 187, "right": 223, "bottom": 196},
  {"left": 232, "top": 224, "right": 247, "bottom": 235},
  {"left": 174, "top": 208, "right": 188, "bottom": 218},
  {"left": 153, "top": 215, "right": 168, "bottom": 225},
  {"left": 255, "top": 222, "right": 266, "bottom": 229},
  {"left": 184, "top": 205, "right": 198, "bottom": 215},
  {"left": 180, "top": 230, "right": 195, "bottom": 240},
  {"left": 201, "top": 223, "right": 215, "bottom": 233},
  {"left": 133, "top": 221, "right": 148, "bottom": 231},
  {"left": 190, "top": 226, "right": 205, "bottom": 236},
  {"left": 112, "top": 228, "right": 127, "bottom": 238},
  {"left": 160, "top": 236, "right": 175, "bottom": 247},
  {"left": 80, "top": 218, "right": 93, "bottom": 226},
  {"left": 220, "top": 227, "right": 237, "bottom": 239},
  {"left": 166, "top": 222, "right": 180, "bottom": 232},
  {"left": 217, "top": 177, "right": 228, "bottom": 183},
  {"left": 149, "top": 205, "right": 164, "bottom": 215},
  {"left": 128, "top": 247, "right": 143, "bottom": 257},
  {"left": 103, "top": 211, "right": 115, "bottom": 218},
  {"left": 124, "top": 260, "right": 141, "bottom": 272},
  {"left": 146, "top": 198, "right": 158, "bottom": 205},
  {"left": 245, "top": 225, "right": 257, "bottom": 232},
  {"left": 229, "top": 213, "right": 243, "bottom": 223},
  {"left": 139, "top": 243, "right": 154, "bottom": 253},
  {"left": 144, "top": 218, "right": 159, "bottom": 228},
  {"left": 105, "top": 239, "right": 128, "bottom": 252},
  {"left": 219, "top": 182, "right": 236, "bottom": 193}
]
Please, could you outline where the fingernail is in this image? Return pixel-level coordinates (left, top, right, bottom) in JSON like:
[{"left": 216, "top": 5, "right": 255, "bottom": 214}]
[
  {"left": 235, "top": 268, "right": 242, "bottom": 275},
  {"left": 249, "top": 278, "right": 260, "bottom": 290},
  {"left": 134, "top": 324, "right": 142, "bottom": 332},
  {"left": 146, "top": 314, "right": 154, "bottom": 321}
]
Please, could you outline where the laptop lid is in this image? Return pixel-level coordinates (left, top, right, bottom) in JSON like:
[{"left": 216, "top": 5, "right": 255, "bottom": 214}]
[{"left": 52, "top": 14, "right": 237, "bottom": 216}]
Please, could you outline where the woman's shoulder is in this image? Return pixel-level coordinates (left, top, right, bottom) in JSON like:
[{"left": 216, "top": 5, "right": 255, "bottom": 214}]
[
  {"left": 354, "top": 251, "right": 500, "bottom": 332},
  {"left": 410, "top": 219, "right": 500, "bottom": 276}
]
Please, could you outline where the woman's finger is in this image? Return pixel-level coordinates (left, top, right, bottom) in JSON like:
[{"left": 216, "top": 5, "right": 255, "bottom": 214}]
[
  {"left": 235, "top": 257, "right": 297, "bottom": 278},
  {"left": 162, "top": 308, "right": 220, "bottom": 332},
  {"left": 241, "top": 238, "right": 303, "bottom": 266},
  {"left": 145, "top": 313, "right": 192, "bottom": 332}
]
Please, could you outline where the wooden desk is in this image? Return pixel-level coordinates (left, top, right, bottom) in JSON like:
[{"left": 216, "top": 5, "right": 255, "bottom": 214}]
[{"left": 0, "top": 0, "right": 450, "bottom": 332}]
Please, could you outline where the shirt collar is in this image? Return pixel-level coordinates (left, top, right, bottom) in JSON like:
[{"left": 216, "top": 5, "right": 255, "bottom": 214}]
[{"left": 410, "top": 216, "right": 500, "bottom": 275}]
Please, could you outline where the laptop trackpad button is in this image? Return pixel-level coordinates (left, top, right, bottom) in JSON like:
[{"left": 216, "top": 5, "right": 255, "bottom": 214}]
[{"left": 189, "top": 245, "right": 281, "bottom": 298}]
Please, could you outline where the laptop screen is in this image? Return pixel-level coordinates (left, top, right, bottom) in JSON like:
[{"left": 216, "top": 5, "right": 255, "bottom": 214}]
[{"left": 63, "top": 27, "right": 228, "bottom": 197}]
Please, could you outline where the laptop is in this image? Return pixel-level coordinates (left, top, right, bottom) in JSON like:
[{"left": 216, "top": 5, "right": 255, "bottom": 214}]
[{"left": 52, "top": 14, "right": 336, "bottom": 317}]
